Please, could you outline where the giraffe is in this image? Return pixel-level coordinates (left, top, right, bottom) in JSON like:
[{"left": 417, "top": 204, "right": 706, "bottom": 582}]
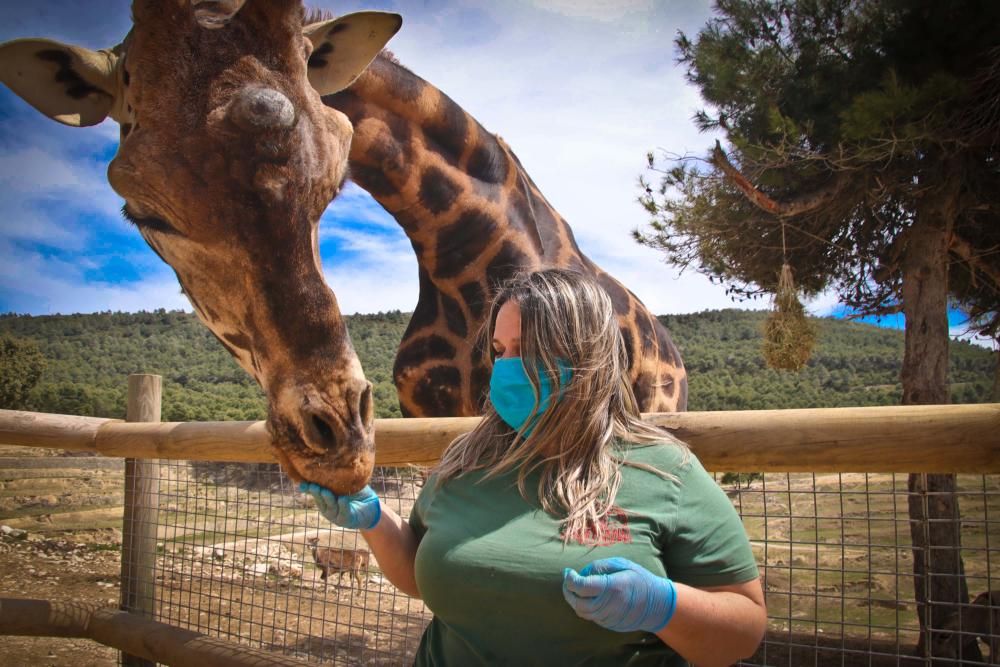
[
  {"left": 308, "top": 48, "right": 688, "bottom": 418},
  {"left": 0, "top": 2, "right": 401, "bottom": 494}
]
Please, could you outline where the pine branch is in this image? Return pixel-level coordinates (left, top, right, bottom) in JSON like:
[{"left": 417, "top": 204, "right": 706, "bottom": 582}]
[
  {"left": 948, "top": 233, "right": 1000, "bottom": 294},
  {"left": 709, "top": 141, "right": 842, "bottom": 218}
]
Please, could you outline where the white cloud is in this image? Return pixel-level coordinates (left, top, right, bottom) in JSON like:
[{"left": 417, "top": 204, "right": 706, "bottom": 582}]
[
  {"left": 524, "top": 0, "right": 657, "bottom": 22},
  {"left": 0, "top": 145, "right": 127, "bottom": 238},
  {"left": 0, "top": 240, "right": 189, "bottom": 314},
  {"left": 91, "top": 118, "right": 124, "bottom": 144},
  {"left": 50, "top": 278, "right": 190, "bottom": 314},
  {"left": 321, "top": 226, "right": 413, "bottom": 262},
  {"left": 319, "top": 218, "right": 420, "bottom": 315},
  {"left": 804, "top": 289, "right": 844, "bottom": 317},
  {"left": 0, "top": 200, "right": 85, "bottom": 250},
  {"left": 323, "top": 262, "right": 419, "bottom": 316},
  {"left": 950, "top": 326, "right": 995, "bottom": 350},
  {"left": 0, "top": 147, "right": 90, "bottom": 193},
  {"left": 320, "top": 182, "right": 400, "bottom": 234},
  {"left": 599, "top": 253, "right": 770, "bottom": 315}
]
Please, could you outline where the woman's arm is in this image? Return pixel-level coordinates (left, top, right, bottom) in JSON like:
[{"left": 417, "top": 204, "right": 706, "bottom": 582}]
[
  {"left": 655, "top": 578, "right": 767, "bottom": 667},
  {"left": 300, "top": 483, "right": 422, "bottom": 599},
  {"left": 360, "top": 503, "right": 422, "bottom": 598}
]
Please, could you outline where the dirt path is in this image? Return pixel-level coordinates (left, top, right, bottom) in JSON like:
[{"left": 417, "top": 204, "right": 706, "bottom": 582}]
[
  {"left": 0, "top": 446, "right": 429, "bottom": 665},
  {"left": 0, "top": 529, "right": 122, "bottom": 666}
]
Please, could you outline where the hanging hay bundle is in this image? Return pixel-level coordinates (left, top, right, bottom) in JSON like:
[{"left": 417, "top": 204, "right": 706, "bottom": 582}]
[{"left": 762, "top": 263, "right": 817, "bottom": 371}]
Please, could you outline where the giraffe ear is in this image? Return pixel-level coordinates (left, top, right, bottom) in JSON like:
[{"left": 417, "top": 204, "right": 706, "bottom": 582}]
[
  {"left": 304, "top": 11, "right": 402, "bottom": 96},
  {"left": 0, "top": 38, "right": 119, "bottom": 127}
]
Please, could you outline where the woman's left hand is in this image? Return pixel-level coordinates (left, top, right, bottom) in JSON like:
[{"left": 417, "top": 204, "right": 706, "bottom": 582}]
[
  {"left": 562, "top": 557, "right": 677, "bottom": 633},
  {"left": 299, "top": 482, "right": 382, "bottom": 530}
]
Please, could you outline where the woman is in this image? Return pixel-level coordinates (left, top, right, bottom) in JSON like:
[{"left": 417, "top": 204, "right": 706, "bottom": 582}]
[{"left": 302, "top": 269, "right": 766, "bottom": 666}]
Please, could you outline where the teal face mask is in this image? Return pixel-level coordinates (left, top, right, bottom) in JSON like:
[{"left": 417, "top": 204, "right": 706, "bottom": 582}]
[{"left": 489, "top": 357, "right": 572, "bottom": 435}]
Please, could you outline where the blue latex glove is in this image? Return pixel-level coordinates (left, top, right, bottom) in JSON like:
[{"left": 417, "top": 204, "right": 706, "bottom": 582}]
[
  {"left": 299, "top": 482, "right": 382, "bottom": 530},
  {"left": 562, "top": 557, "right": 677, "bottom": 633}
]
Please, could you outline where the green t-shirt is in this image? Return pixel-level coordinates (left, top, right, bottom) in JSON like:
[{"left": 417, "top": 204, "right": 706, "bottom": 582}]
[{"left": 408, "top": 443, "right": 759, "bottom": 666}]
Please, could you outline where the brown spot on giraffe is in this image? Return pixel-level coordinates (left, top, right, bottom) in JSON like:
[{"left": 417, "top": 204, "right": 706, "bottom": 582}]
[
  {"left": 1, "top": 4, "right": 401, "bottom": 493},
  {"left": 433, "top": 209, "right": 501, "bottom": 280},
  {"left": 420, "top": 165, "right": 462, "bottom": 214},
  {"left": 395, "top": 334, "right": 457, "bottom": 371},
  {"left": 458, "top": 280, "right": 487, "bottom": 321},
  {"left": 320, "top": 51, "right": 687, "bottom": 416}
]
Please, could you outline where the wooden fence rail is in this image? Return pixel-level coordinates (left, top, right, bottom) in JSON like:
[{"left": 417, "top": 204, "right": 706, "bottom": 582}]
[
  {"left": 0, "top": 598, "right": 312, "bottom": 667},
  {"left": 1, "top": 403, "right": 998, "bottom": 472}
]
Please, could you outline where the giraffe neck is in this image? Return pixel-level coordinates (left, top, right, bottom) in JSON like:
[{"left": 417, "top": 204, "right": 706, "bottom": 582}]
[
  {"left": 323, "top": 54, "right": 687, "bottom": 417},
  {"left": 324, "top": 55, "right": 585, "bottom": 278}
]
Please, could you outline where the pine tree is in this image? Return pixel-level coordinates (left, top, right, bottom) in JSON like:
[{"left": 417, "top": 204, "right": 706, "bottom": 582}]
[
  {"left": 0, "top": 334, "right": 46, "bottom": 409},
  {"left": 637, "top": 0, "right": 999, "bottom": 659}
]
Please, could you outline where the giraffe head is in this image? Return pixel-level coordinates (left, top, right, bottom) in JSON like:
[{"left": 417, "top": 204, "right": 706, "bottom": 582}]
[{"left": 0, "top": 2, "right": 402, "bottom": 494}]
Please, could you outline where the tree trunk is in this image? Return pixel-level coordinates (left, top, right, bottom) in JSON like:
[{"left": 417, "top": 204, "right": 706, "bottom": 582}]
[
  {"left": 901, "top": 219, "right": 981, "bottom": 663},
  {"left": 993, "top": 348, "right": 999, "bottom": 402}
]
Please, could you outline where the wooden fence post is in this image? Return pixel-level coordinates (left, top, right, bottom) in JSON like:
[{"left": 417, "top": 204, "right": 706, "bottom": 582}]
[{"left": 120, "top": 374, "right": 161, "bottom": 667}]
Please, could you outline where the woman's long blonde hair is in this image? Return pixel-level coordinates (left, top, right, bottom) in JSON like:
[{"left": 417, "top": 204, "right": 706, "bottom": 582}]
[{"left": 434, "top": 268, "right": 687, "bottom": 541}]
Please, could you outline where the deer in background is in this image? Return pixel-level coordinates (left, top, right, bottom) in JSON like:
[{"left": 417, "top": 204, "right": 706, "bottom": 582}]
[{"left": 307, "top": 536, "right": 370, "bottom": 592}]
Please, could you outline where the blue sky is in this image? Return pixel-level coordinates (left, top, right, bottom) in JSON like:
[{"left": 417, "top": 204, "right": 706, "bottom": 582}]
[{"left": 0, "top": 1, "right": 990, "bottom": 346}]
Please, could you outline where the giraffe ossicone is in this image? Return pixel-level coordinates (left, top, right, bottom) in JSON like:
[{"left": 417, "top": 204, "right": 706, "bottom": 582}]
[{"left": 0, "top": 1, "right": 402, "bottom": 494}]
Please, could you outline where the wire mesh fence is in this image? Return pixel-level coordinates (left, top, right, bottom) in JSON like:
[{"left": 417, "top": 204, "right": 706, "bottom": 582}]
[
  {"left": 118, "top": 460, "right": 999, "bottom": 666},
  {"left": 729, "top": 472, "right": 998, "bottom": 666},
  {"left": 122, "top": 462, "right": 430, "bottom": 665}
]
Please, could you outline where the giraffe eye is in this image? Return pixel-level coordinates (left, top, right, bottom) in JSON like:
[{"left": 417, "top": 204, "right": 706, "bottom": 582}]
[{"left": 122, "top": 206, "right": 182, "bottom": 236}]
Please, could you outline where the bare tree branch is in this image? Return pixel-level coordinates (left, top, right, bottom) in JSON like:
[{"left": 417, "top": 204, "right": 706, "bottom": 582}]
[
  {"left": 710, "top": 141, "right": 843, "bottom": 218},
  {"left": 949, "top": 233, "right": 1000, "bottom": 293}
]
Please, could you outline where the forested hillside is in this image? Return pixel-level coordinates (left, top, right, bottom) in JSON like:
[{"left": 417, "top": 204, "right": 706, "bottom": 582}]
[
  {"left": 0, "top": 309, "right": 993, "bottom": 420},
  {"left": 662, "top": 311, "right": 992, "bottom": 410}
]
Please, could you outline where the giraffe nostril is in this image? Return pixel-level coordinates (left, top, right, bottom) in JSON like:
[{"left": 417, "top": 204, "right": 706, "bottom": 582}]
[
  {"left": 298, "top": 386, "right": 373, "bottom": 457},
  {"left": 312, "top": 414, "right": 335, "bottom": 446}
]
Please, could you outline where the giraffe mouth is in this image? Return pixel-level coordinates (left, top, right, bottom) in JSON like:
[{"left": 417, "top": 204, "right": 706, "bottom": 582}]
[{"left": 266, "top": 420, "right": 374, "bottom": 495}]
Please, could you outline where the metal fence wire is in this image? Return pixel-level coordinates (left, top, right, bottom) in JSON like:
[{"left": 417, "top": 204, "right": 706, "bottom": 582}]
[
  {"left": 123, "top": 462, "right": 430, "bottom": 665},
  {"left": 121, "top": 463, "right": 999, "bottom": 666}
]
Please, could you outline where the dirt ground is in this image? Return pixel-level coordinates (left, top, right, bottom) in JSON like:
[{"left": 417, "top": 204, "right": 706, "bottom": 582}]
[
  {"left": 0, "top": 441, "right": 123, "bottom": 666},
  {"left": 0, "top": 530, "right": 121, "bottom": 667},
  {"left": 0, "top": 445, "right": 430, "bottom": 666},
  {"left": 1, "top": 531, "right": 123, "bottom": 666},
  {"left": 0, "top": 524, "right": 429, "bottom": 666}
]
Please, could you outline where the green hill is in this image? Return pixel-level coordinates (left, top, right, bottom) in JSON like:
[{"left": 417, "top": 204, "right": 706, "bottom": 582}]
[
  {"left": 0, "top": 309, "right": 993, "bottom": 420},
  {"left": 662, "top": 310, "right": 993, "bottom": 410}
]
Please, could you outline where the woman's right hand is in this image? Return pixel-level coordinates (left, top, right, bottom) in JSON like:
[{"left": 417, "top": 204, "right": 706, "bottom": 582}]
[
  {"left": 299, "top": 482, "right": 382, "bottom": 530},
  {"left": 562, "top": 557, "right": 677, "bottom": 633}
]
